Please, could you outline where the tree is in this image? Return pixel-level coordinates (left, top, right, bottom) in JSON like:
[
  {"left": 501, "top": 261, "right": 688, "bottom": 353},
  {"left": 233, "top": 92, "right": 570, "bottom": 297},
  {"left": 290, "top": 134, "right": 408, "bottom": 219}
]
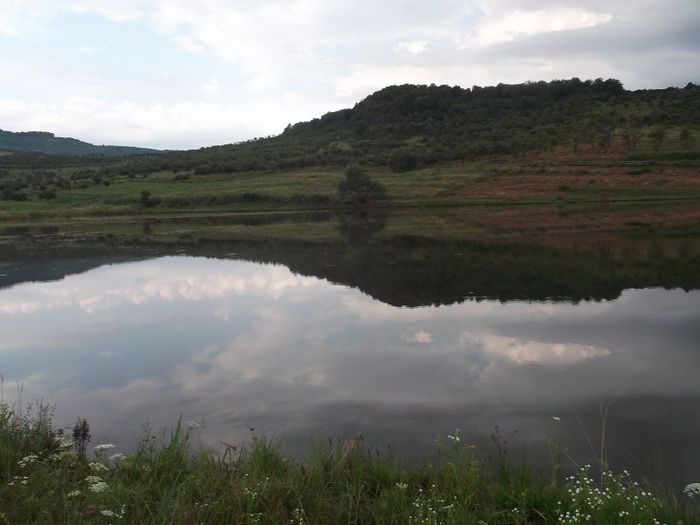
[
  {"left": 680, "top": 127, "right": 694, "bottom": 150},
  {"left": 140, "top": 190, "right": 160, "bottom": 208},
  {"left": 621, "top": 127, "right": 641, "bottom": 152},
  {"left": 337, "top": 165, "right": 386, "bottom": 205},
  {"left": 388, "top": 148, "right": 418, "bottom": 173},
  {"left": 648, "top": 127, "right": 666, "bottom": 152}
]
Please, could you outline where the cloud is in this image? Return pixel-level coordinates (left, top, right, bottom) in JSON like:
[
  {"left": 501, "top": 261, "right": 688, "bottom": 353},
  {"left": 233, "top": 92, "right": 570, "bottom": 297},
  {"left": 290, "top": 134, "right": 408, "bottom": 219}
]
[
  {"left": 0, "top": 257, "right": 324, "bottom": 315},
  {"left": 468, "top": 333, "right": 611, "bottom": 365},
  {"left": 0, "top": 94, "right": 339, "bottom": 148},
  {"left": 467, "top": 7, "right": 612, "bottom": 47},
  {"left": 404, "top": 330, "right": 433, "bottom": 344},
  {"left": 201, "top": 78, "right": 221, "bottom": 95},
  {"left": 0, "top": 0, "right": 698, "bottom": 147},
  {"left": 395, "top": 40, "right": 430, "bottom": 55}
]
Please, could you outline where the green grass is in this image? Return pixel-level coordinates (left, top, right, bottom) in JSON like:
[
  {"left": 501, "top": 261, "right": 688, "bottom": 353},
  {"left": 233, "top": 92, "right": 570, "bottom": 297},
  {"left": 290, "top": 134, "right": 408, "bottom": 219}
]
[
  {"left": 1, "top": 402, "right": 698, "bottom": 524},
  {"left": 3, "top": 159, "right": 700, "bottom": 222}
]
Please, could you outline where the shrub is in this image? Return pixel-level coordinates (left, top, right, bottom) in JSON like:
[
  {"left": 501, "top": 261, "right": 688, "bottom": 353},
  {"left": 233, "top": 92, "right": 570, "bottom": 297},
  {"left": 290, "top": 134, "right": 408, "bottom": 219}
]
[
  {"left": 388, "top": 148, "right": 418, "bottom": 173},
  {"left": 337, "top": 165, "right": 386, "bottom": 205}
]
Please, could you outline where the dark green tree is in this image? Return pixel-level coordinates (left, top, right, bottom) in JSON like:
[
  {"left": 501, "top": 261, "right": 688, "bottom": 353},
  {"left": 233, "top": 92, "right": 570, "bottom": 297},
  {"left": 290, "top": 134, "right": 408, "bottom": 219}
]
[
  {"left": 388, "top": 148, "right": 418, "bottom": 173},
  {"left": 337, "top": 165, "right": 386, "bottom": 205},
  {"left": 649, "top": 127, "right": 667, "bottom": 151},
  {"left": 680, "top": 127, "right": 694, "bottom": 150},
  {"left": 140, "top": 190, "right": 160, "bottom": 208}
]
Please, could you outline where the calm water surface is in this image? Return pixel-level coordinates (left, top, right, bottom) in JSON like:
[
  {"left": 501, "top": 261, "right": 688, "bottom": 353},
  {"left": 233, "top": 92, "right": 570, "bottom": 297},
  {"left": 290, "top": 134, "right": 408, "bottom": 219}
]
[{"left": 1, "top": 255, "right": 699, "bottom": 483}]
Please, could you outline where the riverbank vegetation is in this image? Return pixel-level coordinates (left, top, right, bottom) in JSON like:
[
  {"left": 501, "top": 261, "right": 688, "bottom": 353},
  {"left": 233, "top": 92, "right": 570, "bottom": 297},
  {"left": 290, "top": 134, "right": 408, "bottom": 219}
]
[{"left": 1, "top": 402, "right": 698, "bottom": 524}]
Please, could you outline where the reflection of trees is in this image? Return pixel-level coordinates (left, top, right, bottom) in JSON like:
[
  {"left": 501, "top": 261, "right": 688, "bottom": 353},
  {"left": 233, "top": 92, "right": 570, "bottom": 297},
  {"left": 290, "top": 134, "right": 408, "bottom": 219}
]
[
  {"left": 5, "top": 231, "right": 700, "bottom": 306},
  {"left": 208, "top": 236, "right": 700, "bottom": 306},
  {"left": 337, "top": 209, "right": 387, "bottom": 244}
]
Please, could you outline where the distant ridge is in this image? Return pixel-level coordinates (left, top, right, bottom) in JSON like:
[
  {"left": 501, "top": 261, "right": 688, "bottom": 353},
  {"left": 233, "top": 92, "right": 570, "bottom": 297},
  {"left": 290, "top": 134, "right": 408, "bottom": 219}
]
[
  {"left": 0, "top": 129, "right": 159, "bottom": 156},
  {"left": 122, "top": 78, "right": 699, "bottom": 175}
]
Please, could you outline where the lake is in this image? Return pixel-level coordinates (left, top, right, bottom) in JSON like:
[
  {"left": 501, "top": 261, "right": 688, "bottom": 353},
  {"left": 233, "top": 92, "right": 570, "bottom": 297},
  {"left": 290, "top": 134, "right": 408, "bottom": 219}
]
[{"left": 1, "top": 209, "right": 699, "bottom": 487}]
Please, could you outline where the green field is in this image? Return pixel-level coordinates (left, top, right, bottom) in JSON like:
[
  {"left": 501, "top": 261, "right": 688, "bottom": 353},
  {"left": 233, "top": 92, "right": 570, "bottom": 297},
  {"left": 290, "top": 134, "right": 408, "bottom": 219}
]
[{"left": 3, "top": 160, "right": 700, "bottom": 222}]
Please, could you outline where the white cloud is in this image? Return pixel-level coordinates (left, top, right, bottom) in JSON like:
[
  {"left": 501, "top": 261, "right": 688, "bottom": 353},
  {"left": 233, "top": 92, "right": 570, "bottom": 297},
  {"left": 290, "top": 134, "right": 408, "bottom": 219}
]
[
  {"left": 465, "top": 7, "right": 612, "bottom": 47},
  {"left": 395, "top": 40, "right": 429, "bottom": 55},
  {"left": 404, "top": 330, "right": 433, "bottom": 344},
  {"left": 469, "top": 333, "right": 611, "bottom": 365},
  {"left": 201, "top": 78, "right": 221, "bottom": 95},
  {"left": 0, "top": 258, "right": 324, "bottom": 316},
  {"left": 0, "top": 94, "right": 339, "bottom": 148},
  {"left": 0, "top": 0, "right": 697, "bottom": 147}
]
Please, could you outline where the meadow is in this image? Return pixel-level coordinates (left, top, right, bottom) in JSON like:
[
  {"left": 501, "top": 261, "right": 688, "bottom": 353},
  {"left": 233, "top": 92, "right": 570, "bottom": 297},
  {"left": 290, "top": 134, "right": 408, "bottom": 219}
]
[{"left": 2, "top": 159, "right": 700, "bottom": 223}]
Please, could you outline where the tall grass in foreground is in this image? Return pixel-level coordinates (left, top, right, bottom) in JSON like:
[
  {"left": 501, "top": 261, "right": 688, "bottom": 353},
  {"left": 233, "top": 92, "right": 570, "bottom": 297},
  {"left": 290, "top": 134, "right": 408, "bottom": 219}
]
[{"left": 0, "top": 403, "right": 698, "bottom": 524}]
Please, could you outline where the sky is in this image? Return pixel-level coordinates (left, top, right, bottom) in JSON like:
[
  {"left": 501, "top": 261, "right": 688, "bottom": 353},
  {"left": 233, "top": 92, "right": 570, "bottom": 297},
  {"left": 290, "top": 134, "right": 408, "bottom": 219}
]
[{"left": 0, "top": 0, "right": 699, "bottom": 149}]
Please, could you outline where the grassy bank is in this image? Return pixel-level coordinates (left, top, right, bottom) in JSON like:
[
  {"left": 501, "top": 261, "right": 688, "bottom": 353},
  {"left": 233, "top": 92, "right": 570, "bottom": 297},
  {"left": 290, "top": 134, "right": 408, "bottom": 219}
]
[
  {"left": 3, "top": 160, "right": 700, "bottom": 222},
  {"left": 1, "top": 403, "right": 697, "bottom": 524}
]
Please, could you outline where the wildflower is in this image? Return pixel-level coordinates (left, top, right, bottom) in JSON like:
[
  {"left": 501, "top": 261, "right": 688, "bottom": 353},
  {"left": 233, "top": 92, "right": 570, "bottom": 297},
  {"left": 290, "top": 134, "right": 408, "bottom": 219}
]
[
  {"left": 89, "top": 462, "right": 108, "bottom": 472},
  {"left": 18, "top": 455, "right": 39, "bottom": 468},
  {"left": 84, "top": 476, "right": 103, "bottom": 484},
  {"left": 109, "top": 453, "right": 126, "bottom": 463},
  {"left": 447, "top": 434, "right": 460, "bottom": 442},
  {"left": 684, "top": 483, "right": 700, "bottom": 498},
  {"left": 94, "top": 443, "right": 115, "bottom": 452},
  {"left": 101, "top": 510, "right": 118, "bottom": 518},
  {"left": 186, "top": 421, "right": 202, "bottom": 430},
  {"left": 88, "top": 481, "right": 108, "bottom": 493},
  {"left": 396, "top": 482, "right": 408, "bottom": 490},
  {"left": 58, "top": 438, "right": 74, "bottom": 448},
  {"left": 67, "top": 490, "right": 81, "bottom": 497}
]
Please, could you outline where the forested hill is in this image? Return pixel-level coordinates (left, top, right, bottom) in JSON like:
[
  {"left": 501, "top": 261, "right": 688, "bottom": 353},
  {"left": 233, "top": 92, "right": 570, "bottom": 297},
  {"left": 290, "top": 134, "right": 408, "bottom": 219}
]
[
  {"left": 2, "top": 78, "right": 699, "bottom": 174},
  {"left": 136, "top": 77, "right": 700, "bottom": 175},
  {"left": 0, "top": 129, "right": 159, "bottom": 156}
]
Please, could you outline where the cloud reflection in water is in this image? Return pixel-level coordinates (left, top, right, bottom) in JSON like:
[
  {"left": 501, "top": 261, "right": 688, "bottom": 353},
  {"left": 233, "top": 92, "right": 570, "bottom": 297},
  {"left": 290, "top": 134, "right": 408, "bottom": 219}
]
[{"left": 1, "top": 256, "right": 699, "bottom": 480}]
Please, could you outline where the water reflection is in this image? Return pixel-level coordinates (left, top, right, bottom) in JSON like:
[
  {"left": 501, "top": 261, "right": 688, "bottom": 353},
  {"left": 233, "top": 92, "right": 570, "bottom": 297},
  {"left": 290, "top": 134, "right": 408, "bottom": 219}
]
[{"left": 1, "top": 256, "right": 699, "bottom": 485}]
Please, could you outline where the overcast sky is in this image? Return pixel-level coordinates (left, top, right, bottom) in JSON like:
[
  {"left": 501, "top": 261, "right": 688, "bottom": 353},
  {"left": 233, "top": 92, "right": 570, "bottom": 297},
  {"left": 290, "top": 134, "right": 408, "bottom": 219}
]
[{"left": 1, "top": 0, "right": 699, "bottom": 149}]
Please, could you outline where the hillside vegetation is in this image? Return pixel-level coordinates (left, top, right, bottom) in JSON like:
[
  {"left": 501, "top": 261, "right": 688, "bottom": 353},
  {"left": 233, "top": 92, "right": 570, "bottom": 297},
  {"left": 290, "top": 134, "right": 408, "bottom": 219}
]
[
  {"left": 0, "top": 130, "right": 159, "bottom": 157},
  {"left": 109, "top": 77, "right": 700, "bottom": 176},
  {"left": 1, "top": 78, "right": 700, "bottom": 216}
]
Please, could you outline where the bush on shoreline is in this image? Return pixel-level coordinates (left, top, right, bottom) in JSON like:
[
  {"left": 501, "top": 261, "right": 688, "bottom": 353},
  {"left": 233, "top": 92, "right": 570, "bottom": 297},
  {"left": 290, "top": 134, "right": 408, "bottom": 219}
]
[{"left": 0, "top": 402, "right": 697, "bottom": 524}]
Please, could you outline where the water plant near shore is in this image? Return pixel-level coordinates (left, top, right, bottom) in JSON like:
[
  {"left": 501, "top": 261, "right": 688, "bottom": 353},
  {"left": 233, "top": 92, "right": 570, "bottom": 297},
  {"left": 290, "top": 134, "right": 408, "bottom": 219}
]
[{"left": 0, "top": 402, "right": 698, "bottom": 524}]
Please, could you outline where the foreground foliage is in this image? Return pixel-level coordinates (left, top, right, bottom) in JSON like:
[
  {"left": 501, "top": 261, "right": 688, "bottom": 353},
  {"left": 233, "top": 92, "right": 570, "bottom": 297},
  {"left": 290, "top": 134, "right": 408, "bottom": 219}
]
[{"left": 0, "top": 403, "right": 698, "bottom": 524}]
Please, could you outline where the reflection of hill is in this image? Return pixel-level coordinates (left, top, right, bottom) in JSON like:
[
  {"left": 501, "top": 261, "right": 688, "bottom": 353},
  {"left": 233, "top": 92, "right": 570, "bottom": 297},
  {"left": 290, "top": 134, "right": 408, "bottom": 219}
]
[
  {"left": 223, "top": 237, "right": 700, "bottom": 305},
  {"left": 0, "top": 255, "right": 144, "bottom": 290},
  {"left": 6, "top": 233, "right": 697, "bottom": 305}
]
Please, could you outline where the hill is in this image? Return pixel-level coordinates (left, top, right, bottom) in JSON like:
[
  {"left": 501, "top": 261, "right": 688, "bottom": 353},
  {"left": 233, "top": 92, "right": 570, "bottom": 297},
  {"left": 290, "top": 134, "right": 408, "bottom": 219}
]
[
  {"left": 0, "top": 129, "right": 159, "bottom": 156},
  {"left": 112, "top": 77, "right": 700, "bottom": 176}
]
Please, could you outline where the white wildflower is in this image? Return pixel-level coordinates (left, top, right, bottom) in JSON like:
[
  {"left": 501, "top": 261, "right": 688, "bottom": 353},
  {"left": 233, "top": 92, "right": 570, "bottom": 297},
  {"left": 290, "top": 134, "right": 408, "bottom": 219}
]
[
  {"left": 58, "top": 438, "right": 74, "bottom": 448},
  {"left": 109, "top": 452, "right": 127, "bottom": 463},
  {"left": 18, "top": 455, "right": 39, "bottom": 468},
  {"left": 684, "top": 483, "right": 700, "bottom": 498},
  {"left": 88, "top": 481, "right": 109, "bottom": 493},
  {"left": 84, "top": 476, "right": 103, "bottom": 484},
  {"left": 186, "top": 421, "right": 202, "bottom": 430},
  {"left": 94, "top": 443, "right": 115, "bottom": 452},
  {"left": 101, "top": 510, "right": 118, "bottom": 518},
  {"left": 396, "top": 482, "right": 408, "bottom": 490},
  {"left": 67, "top": 490, "right": 81, "bottom": 497},
  {"left": 89, "top": 462, "right": 108, "bottom": 472}
]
